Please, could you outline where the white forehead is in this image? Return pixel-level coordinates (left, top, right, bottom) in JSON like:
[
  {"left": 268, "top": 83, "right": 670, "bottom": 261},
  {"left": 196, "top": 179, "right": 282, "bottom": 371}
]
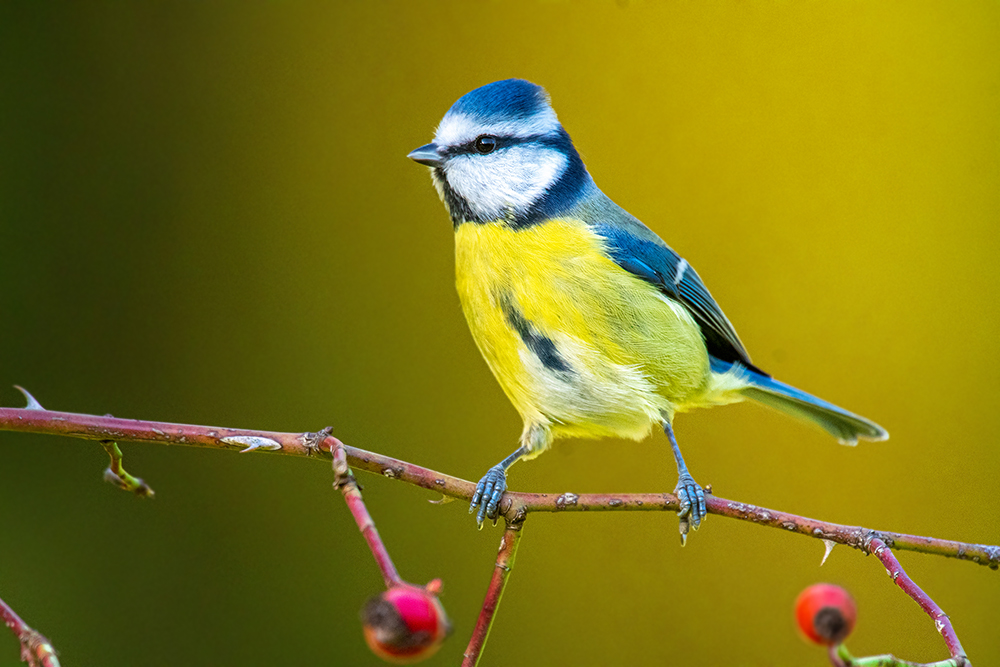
[{"left": 434, "top": 107, "right": 561, "bottom": 147}]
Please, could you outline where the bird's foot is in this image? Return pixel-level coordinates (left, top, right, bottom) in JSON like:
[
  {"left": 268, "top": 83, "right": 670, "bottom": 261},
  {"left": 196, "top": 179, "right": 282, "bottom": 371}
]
[
  {"left": 674, "top": 472, "right": 707, "bottom": 546},
  {"left": 469, "top": 465, "right": 507, "bottom": 528}
]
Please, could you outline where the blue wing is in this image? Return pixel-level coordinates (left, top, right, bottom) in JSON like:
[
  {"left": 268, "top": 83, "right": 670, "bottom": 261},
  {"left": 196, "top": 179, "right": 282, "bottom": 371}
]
[
  {"left": 591, "top": 218, "right": 763, "bottom": 374},
  {"left": 573, "top": 195, "right": 887, "bottom": 442}
]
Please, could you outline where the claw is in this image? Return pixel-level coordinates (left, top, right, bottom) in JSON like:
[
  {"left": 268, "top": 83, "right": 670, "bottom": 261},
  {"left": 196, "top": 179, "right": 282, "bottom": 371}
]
[
  {"left": 676, "top": 486, "right": 689, "bottom": 517},
  {"left": 470, "top": 464, "right": 507, "bottom": 527},
  {"left": 674, "top": 472, "right": 707, "bottom": 545},
  {"left": 469, "top": 480, "right": 486, "bottom": 514}
]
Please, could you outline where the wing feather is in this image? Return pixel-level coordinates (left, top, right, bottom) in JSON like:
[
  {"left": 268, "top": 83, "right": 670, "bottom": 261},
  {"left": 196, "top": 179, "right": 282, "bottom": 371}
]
[{"left": 592, "top": 221, "right": 762, "bottom": 374}]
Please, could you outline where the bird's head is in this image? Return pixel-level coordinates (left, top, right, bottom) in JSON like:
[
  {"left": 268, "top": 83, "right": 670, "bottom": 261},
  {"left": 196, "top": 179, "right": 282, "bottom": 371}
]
[{"left": 409, "top": 79, "right": 591, "bottom": 227}]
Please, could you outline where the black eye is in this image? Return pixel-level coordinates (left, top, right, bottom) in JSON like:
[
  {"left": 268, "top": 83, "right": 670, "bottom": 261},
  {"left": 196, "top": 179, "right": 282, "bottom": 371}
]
[{"left": 474, "top": 135, "right": 498, "bottom": 154}]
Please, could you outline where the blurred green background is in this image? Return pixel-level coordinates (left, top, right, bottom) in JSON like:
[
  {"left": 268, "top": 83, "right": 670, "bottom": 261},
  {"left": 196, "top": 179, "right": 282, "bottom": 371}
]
[{"left": 1, "top": 2, "right": 998, "bottom": 665}]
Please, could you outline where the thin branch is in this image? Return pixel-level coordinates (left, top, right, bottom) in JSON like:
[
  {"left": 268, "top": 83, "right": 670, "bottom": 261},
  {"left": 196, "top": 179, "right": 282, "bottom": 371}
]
[
  {"left": 100, "top": 440, "right": 154, "bottom": 497},
  {"left": 868, "top": 537, "right": 969, "bottom": 666},
  {"left": 329, "top": 434, "right": 402, "bottom": 588},
  {"left": 835, "top": 642, "right": 967, "bottom": 666},
  {"left": 0, "top": 594, "right": 60, "bottom": 667},
  {"left": 462, "top": 521, "right": 523, "bottom": 667},
  {"left": 1, "top": 395, "right": 993, "bottom": 665},
  {"left": 1, "top": 403, "right": 996, "bottom": 570}
]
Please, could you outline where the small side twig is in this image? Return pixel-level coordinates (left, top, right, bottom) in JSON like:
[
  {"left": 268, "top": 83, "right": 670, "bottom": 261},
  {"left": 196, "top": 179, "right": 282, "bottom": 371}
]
[
  {"left": 0, "top": 594, "right": 60, "bottom": 667},
  {"left": 329, "top": 437, "right": 402, "bottom": 588},
  {"left": 100, "top": 440, "right": 154, "bottom": 497},
  {"left": 462, "top": 518, "right": 524, "bottom": 667},
  {"left": 867, "top": 537, "right": 969, "bottom": 666},
  {"left": 835, "top": 642, "right": 968, "bottom": 666}
]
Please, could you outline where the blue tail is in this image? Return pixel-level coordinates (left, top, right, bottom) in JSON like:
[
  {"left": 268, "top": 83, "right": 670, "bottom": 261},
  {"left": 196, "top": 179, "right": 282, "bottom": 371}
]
[{"left": 711, "top": 358, "right": 888, "bottom": 445}]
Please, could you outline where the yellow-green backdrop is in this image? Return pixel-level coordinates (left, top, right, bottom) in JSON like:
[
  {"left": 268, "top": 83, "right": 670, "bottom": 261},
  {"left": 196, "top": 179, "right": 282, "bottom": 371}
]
[{"left": 1, "top": 2, "right": 998, "bottom": 665}]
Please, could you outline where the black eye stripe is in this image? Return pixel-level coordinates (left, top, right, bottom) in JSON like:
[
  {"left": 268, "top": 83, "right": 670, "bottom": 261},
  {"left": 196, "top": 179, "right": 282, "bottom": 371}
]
[{"left": 441, "top": 133, "right": 555, "bottom": 158}]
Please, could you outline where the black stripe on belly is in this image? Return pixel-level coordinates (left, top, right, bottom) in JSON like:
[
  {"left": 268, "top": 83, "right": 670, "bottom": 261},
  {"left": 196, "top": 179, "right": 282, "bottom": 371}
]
[{"left": 499, "top": 294, "right": 572, "bottom": 373}]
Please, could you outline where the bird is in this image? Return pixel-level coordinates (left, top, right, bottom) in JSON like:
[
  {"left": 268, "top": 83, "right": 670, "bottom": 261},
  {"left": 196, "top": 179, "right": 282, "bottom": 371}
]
[{"left": 407, "top": 79, "right": 887, "bottom": 542}]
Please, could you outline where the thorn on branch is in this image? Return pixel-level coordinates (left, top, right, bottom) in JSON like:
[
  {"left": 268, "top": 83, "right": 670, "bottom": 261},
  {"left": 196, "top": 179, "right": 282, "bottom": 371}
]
[
  {"left": 13, "top": 386, "right": 44, "bottom": 411},
  {"left": 821, "top": 539, "right": 836, "bottom": 566},
  {"left": 100, "top": 441, "right": 154, "bottom": 498}
]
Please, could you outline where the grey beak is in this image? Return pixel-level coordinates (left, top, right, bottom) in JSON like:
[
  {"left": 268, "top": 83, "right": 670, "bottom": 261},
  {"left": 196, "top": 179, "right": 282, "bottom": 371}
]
[{"left": 408, "top": 143, "right": 442, "bottom": 168}]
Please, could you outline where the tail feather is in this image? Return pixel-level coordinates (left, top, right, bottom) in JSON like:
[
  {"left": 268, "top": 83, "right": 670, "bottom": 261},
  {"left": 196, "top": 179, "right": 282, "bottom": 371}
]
[{"left": 711, "top": 358, "right": 888, "bottom": 445}]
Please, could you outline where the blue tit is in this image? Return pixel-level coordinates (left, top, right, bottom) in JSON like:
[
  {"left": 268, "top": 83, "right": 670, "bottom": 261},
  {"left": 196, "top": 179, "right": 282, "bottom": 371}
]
[{"left": 408, "top": 79, "right": 887, "bottom": 542}]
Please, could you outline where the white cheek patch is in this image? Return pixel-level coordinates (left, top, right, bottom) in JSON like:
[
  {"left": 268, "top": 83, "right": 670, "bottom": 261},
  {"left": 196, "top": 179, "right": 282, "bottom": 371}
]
[
  {"left": 444, "top": 146, "right": 567, "bottom": 220},
  {"left": 435, "top": 109, "right": 560, "bottom": 147}
]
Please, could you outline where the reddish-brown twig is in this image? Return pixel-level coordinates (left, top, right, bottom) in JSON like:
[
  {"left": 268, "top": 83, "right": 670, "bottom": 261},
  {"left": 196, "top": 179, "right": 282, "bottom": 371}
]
[
  {"left": 0, "top": 594, "right": 60, "bottom": 667},
  {"left": 462, "top": 522, "right": 523, "bottom": 667},
  {"left": 1, "top": 395, "right": 995, "bottom": 665},
  {"left": 100, "top": 440, "right": 154, "bottom": 497},
  {"left": 868, "top": 537, "right": 969, "bottom": 666},
  {"left": 329, "top": 435, "right": 403, "bottom": 588},
  {"left": 1, "top": 403, "right": 995, "bottom": 569},
  {"left": 834, "top": 642, "right": 969, "bottom": 666}
]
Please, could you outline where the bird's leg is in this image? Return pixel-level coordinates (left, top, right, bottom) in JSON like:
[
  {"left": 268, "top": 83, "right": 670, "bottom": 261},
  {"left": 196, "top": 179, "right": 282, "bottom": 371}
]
[
  {"left": 663, "top": 420, "right": 707, "bottom": 545},
  {"left": 469, "top": 445, "right": 529, "bottom": 528}
]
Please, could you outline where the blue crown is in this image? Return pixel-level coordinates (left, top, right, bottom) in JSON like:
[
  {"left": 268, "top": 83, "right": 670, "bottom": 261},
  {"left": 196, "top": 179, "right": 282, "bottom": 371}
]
[{"left": 448, "top": 79, "right": 549, "bottom": 123}]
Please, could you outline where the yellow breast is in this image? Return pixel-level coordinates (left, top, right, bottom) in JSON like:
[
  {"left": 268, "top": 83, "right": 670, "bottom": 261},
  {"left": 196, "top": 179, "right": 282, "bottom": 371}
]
[{"left": 454, "top": 218, "right": 712, "bottom": 445}]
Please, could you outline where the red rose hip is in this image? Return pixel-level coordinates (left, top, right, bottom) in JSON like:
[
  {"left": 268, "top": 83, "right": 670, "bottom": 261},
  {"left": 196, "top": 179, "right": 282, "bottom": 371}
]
[
  {"left": 795, "top": 583, "right": 857, "bottom": 646},
  {"left": 362, "top": 584, "right": 451, "bottom": 664}
]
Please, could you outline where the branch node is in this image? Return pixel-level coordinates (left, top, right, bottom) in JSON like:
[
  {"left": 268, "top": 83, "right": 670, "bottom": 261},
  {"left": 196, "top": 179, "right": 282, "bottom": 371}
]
[
  {"left": 986, "top": 546, "right": 1000, "bottom": 570},
  {"left": 301, "top": 426, "right": 335, "bottom": 456},
  {"left": 499, "top": 497, "right": 527, "bottom": 529},
  {"left": 2, "top": 592, "right": 61, "bottom": 667},
  {"left": 554, "top": 492, "right": 578, "bottom": 509},
  {"left": 331, "top": 440, "right": 352, "bottom": 486}
]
